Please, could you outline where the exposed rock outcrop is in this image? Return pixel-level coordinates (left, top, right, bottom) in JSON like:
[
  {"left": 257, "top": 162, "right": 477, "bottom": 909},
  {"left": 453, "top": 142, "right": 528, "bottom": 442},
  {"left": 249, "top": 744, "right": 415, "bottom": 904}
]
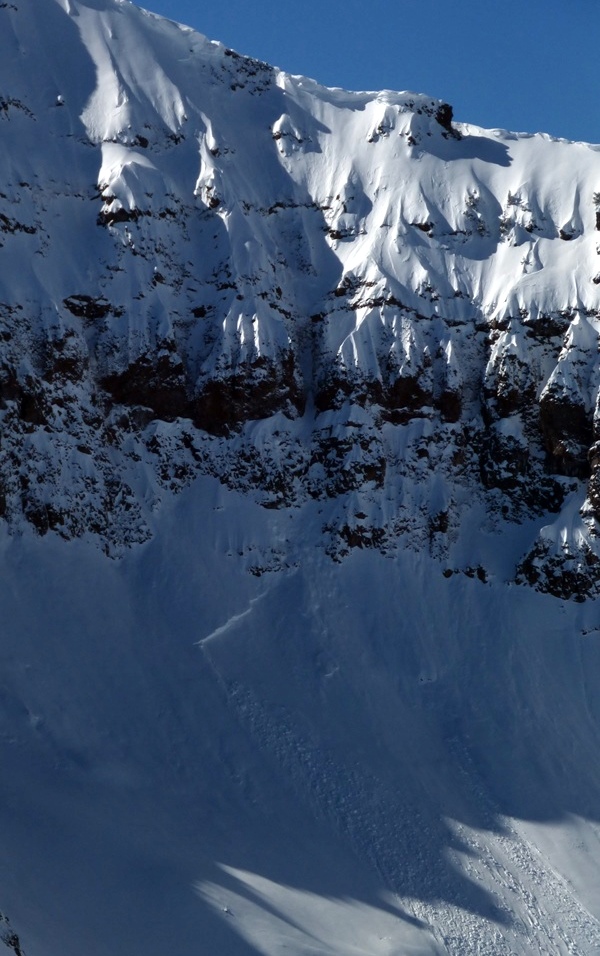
[{"left": 2, "top": 0, "right": 600, "bottom": 596}]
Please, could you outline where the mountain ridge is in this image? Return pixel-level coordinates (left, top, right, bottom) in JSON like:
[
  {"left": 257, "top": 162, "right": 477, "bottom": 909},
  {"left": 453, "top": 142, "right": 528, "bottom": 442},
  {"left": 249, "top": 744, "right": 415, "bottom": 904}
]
[
  {"left": 3, "top": 4, "right": 600, "bottom": 956},
  {"left": 3, "top": 0, "right": 600, "bottom": 598}
]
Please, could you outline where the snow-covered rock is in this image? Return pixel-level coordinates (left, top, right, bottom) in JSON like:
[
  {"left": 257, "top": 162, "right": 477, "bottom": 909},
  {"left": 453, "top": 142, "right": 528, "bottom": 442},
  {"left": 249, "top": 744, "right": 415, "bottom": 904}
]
[
  {"left": 2, "top": 1, "right": 600, "bottom": 596},
  {"left": 5, "top": 4, "right": 600, "bottom": 956}
]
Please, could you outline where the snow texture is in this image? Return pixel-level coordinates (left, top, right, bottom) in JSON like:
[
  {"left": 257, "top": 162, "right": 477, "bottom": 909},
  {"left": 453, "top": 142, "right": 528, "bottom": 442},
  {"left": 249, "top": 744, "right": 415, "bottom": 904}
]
[{"left": 1, "top": 1, "right": 600, "bottom": 953}]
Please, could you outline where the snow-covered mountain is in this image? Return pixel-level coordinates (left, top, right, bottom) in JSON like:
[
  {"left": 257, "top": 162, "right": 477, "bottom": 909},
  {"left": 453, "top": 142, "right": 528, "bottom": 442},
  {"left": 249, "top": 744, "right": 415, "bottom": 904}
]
[
  {"left": 4, "top": 0, "right": 600, "bottom": 596},
  {"left": 2, "top": 2, "right": 600, "bottom": 954}
]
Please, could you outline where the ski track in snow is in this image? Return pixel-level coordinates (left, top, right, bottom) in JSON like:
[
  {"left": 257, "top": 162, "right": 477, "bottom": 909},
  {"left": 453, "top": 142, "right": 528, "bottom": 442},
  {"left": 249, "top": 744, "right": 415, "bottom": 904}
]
[
  {"left": 3, "top": 1, "right": 600, "bottom": 953},
  {"left": 430, "top": 817, "right": 600, "bottom": 956},
  {"left": 200, "top": 649, "right": 600, "bottom": 956},
  {"left": 411, "top": 737, "right": 600, "bottom": 956}
]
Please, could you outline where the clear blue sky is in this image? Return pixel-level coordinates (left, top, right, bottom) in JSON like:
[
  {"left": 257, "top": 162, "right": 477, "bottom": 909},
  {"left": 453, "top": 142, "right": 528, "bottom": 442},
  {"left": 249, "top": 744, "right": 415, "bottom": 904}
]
[{"left": 143, "top": 0, "right": 600, "bottom": 143}]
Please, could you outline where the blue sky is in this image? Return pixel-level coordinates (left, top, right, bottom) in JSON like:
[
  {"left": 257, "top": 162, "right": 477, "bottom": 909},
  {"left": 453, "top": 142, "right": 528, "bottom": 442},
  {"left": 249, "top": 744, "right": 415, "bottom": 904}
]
[{"left": 143, "top": 0, "right": 600, "bottom": 143}]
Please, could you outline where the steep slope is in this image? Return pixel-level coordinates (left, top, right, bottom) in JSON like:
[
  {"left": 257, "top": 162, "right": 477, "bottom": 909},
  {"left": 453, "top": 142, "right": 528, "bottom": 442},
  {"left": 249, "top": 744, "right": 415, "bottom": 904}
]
[
  {"left": 2, "top": 0, "right": 600, "bottom": 596},
  {"left": 3, "top": 486, "right": 600, "bottom": 956},
  {"left": 2, "top": 2, "right": 600, "bottom": 955}
]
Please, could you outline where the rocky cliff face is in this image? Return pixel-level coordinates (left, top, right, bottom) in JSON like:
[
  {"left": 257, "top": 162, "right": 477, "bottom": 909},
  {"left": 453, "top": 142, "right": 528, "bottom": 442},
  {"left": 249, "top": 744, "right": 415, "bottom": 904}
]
[{"left": 3, "top": 0, "right": 600, "bottom": 598}]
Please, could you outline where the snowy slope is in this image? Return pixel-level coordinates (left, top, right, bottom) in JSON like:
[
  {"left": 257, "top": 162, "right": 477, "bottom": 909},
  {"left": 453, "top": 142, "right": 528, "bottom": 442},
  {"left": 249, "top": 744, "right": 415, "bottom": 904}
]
[
  {"left": 2, "top": 0, "right": 600, "bottom": 594},
  {"left": 3, "top": 483, "right": 600, "bottom": 956},
  {"left": 2, "top": 1, "right": 600, "bottom": 953}
]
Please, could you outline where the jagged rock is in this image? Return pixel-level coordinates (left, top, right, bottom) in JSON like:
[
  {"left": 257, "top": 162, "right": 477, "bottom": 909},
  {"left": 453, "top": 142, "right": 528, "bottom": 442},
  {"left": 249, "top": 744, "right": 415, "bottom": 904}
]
[
  {"left": 539, "top": 390, "right": 592, "bottom": 478},
  {"left": 517, "top": 536, "right": 600, "bottom": 602},
  {"left": 435, "top": 102, "right": 458, "bottom": 136},
  {"left": 63, "top": 295, "right": 113, "bottom": 320},
  {"left": 43, "top": 333, "right": 89, "bottom": 384},
  {"left": 101, "top": 350, "right": 189, "bottom": 422},
  {"left": 0, "top": 913, "right": 25, "bottom": 956},
  {"left": 587, "top": 441, "right": 600, "bottom": 519},
  {"left": 0, "top": 0, "right": 600, "bottom": 599},
  {"left": 193, "top": 355, "right": 303, "bottom": 435}
]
